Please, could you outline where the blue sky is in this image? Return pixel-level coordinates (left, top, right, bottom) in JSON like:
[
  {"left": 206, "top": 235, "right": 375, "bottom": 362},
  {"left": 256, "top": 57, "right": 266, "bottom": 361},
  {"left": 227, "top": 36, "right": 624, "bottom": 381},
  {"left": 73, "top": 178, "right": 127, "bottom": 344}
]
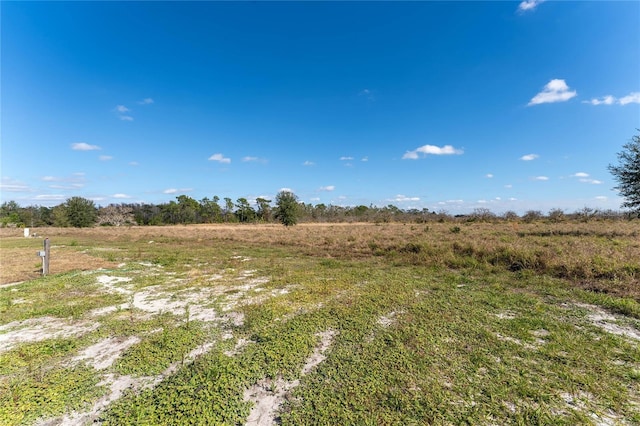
[{"left": 2, "top": 1, "right": 639, "bottom": 215}]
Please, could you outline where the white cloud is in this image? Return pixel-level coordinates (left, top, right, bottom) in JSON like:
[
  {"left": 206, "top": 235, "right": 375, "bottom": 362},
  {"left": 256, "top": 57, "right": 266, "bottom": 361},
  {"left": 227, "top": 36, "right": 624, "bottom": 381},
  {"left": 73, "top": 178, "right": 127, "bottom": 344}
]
[
  {"left": 319, "top": 185, "right": 335, "bottom": 191},
  {"left": 163, "top": 188, "right": 192, "bottom": 194},
  {"left": 129, "top": 161, "right": 139, "bottom": 166},
  {"left": 99, "top": 155, "right": 113, "bottom": 161},
  {"left": 391, "top": 195, "right": 420, "bottom": 202},
  {"left": 571, "top": 172, "right": 602, "bottom": 184},
  {"left": 477, "top": 200, "right": 487, "bottom": 204},
  {"left": 584, "top": 92, "right": 640, "bottom": 106},
  {"left": 138, "top": 98, "right": 154, "bottom": 105},
  {"left": 583, "top": 95, "right": 615, "bottom": 106},
  {"left": 504, "top": 184, "right": 513, "bottom": 189},
  {"left": 113, "top": 193, "right": 131, "bottom": 199},
  {"left": 402, "top": 144, "right": 463, "bottom": 159},
  {"left": 359, "top": 89, "right": 375, "bottom": 101},
  {"left": 509, "top": 197, "right": 518, "bottom": 201},
  {"left": 580, "top": 178, "right": 602, "bottom": 185},
  {"left": 0, "top": 178, "right": 31, "bottom": 192},
  {"left": 361, "top": 156, "right": 369, "bottom": 162},
  {"left": 572, "top": 172, "right": 589, "bottom": 178},
  {"left": 619, "top": 92, "right": 640, "bottom": 105},
  {"left": 533, "top": 176, "right": 549, "bottom": 181},
  {"left": 72, "top": 142, "right": 101, "bottom": 151},
  {"left": 595, "top": 196, "right": 608, "bottom": 201},
  {"left": 528, "top": 79, "right": 577, "bottom": 106},
  {"left": 520, "top": 154, "right": 539, "bottom": 161},
  {"left": 119, "top": 116, "right": 134, "bottom": 121},
  {"left": 518, "top": 0, "right": 544, "bottom": 12},
  {"left": 340, "top": 156, "right": 354, "bottom": 161},
  {"left": 485, "top": 173, "right": 494, "bottom": 178},
  {"left": 115, "top": 105, "right": 130, "bottom": 113},
  {"left": 34, "top": 194, "right": 66, "bottom": 201},
  {"left": 242, "top": 156, "right": 267, "bottom": 163},
  {"left": 303, "top": 160, "right": 315, "bottom": 166},
  {"left": 208, "top": 153, "right": 231, "bottom": 164},
  {"left": 309, "top": 197, "right": 320, "bottom": 202},
  {"left": 48, "top": 184, "right": 83, "bottom": 190}
]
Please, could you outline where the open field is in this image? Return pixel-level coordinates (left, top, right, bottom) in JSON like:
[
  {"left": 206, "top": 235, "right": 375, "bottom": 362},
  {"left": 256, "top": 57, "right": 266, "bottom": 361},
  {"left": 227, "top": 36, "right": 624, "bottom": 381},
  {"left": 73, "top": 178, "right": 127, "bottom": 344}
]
[{"left": 1, "top": 222, "right": 639, "bottom": 425}]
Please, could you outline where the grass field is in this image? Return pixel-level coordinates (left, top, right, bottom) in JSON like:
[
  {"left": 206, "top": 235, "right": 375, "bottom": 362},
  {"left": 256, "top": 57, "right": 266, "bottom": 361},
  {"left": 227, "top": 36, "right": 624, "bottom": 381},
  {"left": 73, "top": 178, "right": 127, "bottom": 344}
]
[{"left": 1, "top": 221, "right": 639, "bottom": 425}]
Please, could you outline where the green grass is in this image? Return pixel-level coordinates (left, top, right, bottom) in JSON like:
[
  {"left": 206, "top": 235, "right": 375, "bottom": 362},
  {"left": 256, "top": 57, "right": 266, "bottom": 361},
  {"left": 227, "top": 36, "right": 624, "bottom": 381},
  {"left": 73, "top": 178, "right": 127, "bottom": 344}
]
[{"left": 1, "top": 223, "right": 639, "bottom": 425}]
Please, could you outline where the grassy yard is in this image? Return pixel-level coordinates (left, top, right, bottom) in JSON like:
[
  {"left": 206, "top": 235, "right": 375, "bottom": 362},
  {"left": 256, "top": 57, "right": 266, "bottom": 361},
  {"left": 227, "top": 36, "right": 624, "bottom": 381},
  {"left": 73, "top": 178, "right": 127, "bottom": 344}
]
[{"left": 0, "top": 221, "right": 639, "bottom": 425}]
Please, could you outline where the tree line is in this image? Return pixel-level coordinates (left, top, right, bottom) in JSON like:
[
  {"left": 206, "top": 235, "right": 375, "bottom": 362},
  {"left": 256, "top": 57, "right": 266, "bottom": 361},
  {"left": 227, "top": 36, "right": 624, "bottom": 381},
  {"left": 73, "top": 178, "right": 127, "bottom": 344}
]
[{"left": 0, "top": 194, "right": 634, "bottom": 229}]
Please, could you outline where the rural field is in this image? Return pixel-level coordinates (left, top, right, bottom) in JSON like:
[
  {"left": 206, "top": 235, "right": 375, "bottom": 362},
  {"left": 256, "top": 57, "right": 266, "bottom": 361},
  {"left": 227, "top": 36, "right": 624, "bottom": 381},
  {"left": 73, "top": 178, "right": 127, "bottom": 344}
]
[{"left": 1, "top": 221, "right": 639, "bottom": 425}]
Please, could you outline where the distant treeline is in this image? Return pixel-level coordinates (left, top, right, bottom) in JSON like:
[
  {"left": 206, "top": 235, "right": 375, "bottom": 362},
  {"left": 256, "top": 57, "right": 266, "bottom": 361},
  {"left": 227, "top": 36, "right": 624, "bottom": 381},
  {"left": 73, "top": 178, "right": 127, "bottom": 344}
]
[{"left": 0, "top": 195, "right": 635, "bottom": 228}]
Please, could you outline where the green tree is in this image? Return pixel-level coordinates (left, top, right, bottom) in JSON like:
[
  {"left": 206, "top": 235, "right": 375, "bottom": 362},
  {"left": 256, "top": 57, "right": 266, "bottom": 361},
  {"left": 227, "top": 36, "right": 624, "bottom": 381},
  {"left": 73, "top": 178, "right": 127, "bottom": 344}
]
[
  {"left": 274, "top": 190, "right": 299, "bottom": 226},
  {"left": 65, "top": 197, "right": 97, "bottom": 227},
  {"left": 200, "top": 196, "right": 222, "bottom": 223},
  {"left": 609, "top": 131, "right": 640, "bottom": 215},
  {"left": 256, "top": 197, "right": 272, "bottom": 222},
  {"left": 235, "top": 198, "right": 256, "bottom": 223},
  {"left": 176, "top": 195, "right": 200, "bottom": 224}
]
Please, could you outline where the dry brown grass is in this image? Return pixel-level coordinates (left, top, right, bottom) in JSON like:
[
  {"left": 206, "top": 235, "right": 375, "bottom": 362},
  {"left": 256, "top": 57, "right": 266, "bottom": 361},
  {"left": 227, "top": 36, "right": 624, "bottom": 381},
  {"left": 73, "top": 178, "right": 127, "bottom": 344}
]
[{"left": 1, "top": 220, "right": 638, "bottom": 298}]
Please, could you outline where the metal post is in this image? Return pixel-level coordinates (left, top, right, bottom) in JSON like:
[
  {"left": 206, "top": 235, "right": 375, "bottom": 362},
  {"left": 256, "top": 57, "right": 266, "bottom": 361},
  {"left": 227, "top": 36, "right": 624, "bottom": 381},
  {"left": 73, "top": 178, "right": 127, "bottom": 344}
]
[{"left": 43, "top": 238, "right": 50, "bottom": 276}]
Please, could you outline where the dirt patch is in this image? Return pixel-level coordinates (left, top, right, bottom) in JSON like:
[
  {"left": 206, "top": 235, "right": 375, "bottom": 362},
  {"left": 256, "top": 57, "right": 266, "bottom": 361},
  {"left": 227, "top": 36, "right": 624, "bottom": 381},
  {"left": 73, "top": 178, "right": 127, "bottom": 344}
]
[
  {"left": 576, "top": 303, "right": 640, "bottom": 342},
  {"left": 0, "top": 238, "right": 118, "bottom": 284},
  {"left": 244, "top": 329, "right": 337, "bottom": 426},
  {"left": 0, "top": 317, "right": 100, "bottom": 354},
  {"left": 73, "top": 336, "right": 141, "bottom": 370}
]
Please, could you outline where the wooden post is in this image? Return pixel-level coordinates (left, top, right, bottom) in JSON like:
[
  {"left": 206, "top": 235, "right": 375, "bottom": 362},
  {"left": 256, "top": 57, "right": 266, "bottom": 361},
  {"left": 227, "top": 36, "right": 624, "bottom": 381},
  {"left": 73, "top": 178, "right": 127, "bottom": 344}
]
[{"left": 43, "top": 238, "right": 50, "bottom": 276}]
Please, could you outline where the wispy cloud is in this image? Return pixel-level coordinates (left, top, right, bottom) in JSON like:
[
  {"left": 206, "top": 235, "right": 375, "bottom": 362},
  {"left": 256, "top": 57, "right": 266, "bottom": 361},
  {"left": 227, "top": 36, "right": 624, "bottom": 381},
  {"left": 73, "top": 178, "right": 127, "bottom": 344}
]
[
  {"left": 129, "top": 161, "right": 139, "bottom": 166},
  {"left": 359, "top": 88, "right": 375, "bottom": 101},
  {"left": 520, "top": 154, "right": 539, "bottom": 161},
  {"left": 361, "top": 156, "right": 369, "bottom": 162},
  {"left": 48, "top": 183, "right": 83, "bottom": 190},
  {"left": 115, "top": 105, "right": 129, "bottom": 113},
  {"left": 119, "top": 115, "right": 134, "bottom": 121},
  {"left": 518, "top": 0, "right": 545, "bottom": 12},
  {"left": 72, "top": 142, "right": 101, "bottom": 151},
  {"left": 571, "top": 172, "right": 602, "bottom": 184},
  {"left": 113, "top": 193, "right": 132, "bottom": 199},
  {"left": 208, "top": 153, "right": 231, "bottom": 164},
  {"left": 34, "top": 194, "right": 66, "bottom": 202},
  {"left": 138, "top": 98, "right": 154, "bottom": 105},
  {"left": 402, "top": 144, "right": 463, "bottom": 160},
  {"left": 619, "top": 92, "right": 640, "bottom": 105},
  {"left": 583, "top": 95, "right": 615, "bottom": 106},
  {"left": 340, "top": 156, "right": 354, "bottom": 161},
  {"left": 99, "top": 155, "right": 113, "bottom": 161},
  {"left": 302, "top": 160, "right": 315, "bottom": 166},
  {"left": 242, "top": 156, "right": 267, "bottom": 163},
  {"left": 595, "top": 196, "right": 608, "bottom": 201},
  {"left": 584, "top": 92, "right": 640, "bottom": 106},
  {"left": 528, "top": 79, "right": 576, "bottom": 106},
  {"left": 114, "top": 105, "right": 134, "bottom": 121},
  {"left": 391, "top": 194, "right": 420, "bottom": 202},
  {"left": 533, "top": 176, "right": 549, "bottom": 181},
  {"left": 319, "top": 185, "right": 335, "bottom": 192},
  {"left": 485, "top": 173, "right": 494, "bottom": 178},
  {"left": 163, "top": 188, "right": 193, "bottom": 194},
  {"left": 0, "top": 177, "right": 32, "bottom": 192}
]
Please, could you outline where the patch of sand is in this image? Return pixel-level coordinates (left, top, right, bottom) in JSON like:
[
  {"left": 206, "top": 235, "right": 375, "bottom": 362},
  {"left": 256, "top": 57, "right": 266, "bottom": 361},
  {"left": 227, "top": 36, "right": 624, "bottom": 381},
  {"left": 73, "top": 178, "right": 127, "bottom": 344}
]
[
  {"left": 0, "top": 317, "right": 99, "bottom": 354},
  {"left": 244, "top": 329, "right": 337, "bottom": 426},
  {"left": 73, "top": 336, "right": 141, "bottom": 370}
]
